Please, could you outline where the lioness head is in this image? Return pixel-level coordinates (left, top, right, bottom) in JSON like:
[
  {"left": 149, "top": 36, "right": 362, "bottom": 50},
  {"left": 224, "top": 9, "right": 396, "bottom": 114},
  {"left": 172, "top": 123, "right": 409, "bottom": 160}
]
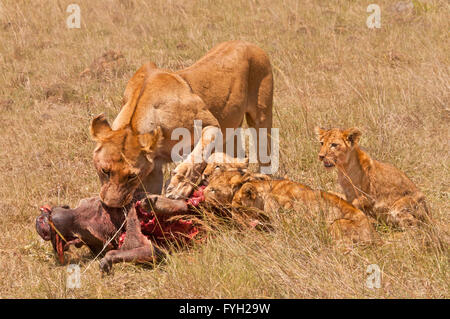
[
  {"left": 90, "top": 114, "right": 163, "bottom": 207},
  {"left": 315, "top": 127, "right": 362, "bottom": 168}
]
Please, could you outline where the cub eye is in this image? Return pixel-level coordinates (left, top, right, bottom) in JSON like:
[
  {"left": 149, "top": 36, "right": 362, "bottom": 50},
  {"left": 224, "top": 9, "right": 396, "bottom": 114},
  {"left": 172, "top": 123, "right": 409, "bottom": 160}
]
[
  {"left": 101, "top": 168, "right": 110, "bottom": 177},
  {"left": 128, "top": 173, "right": 138, "bottom": 181},
  {"left": 331, "top": 143, "right": 339, "bottom": 148},
  {"left": 214, "top": 165, "right": 221, "bottom": 170}
]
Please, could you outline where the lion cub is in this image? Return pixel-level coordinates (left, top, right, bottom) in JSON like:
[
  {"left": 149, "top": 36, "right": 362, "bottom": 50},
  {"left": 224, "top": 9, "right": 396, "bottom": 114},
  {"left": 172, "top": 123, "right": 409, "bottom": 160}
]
[
  {"left": 204, "top": 169, "right": 379, "bottom": 244},
  {"left": 201, "top": 152, "right": 250, "bottom": 184},
  {"left": 315, "top": 127, "right": 431, "bottom": 229}
]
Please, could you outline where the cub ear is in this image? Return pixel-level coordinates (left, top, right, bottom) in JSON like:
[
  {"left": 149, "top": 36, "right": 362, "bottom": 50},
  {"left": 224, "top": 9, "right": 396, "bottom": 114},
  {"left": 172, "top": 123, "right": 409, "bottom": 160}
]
[
  {"left": 314, "top": 126, "right": 325, "bottom": 140},
  {"left": 146, "top": 61, "right": 157, "bottom": 69},
  {"left": 345, "top": 127, "right": 362, "bottom": 145},
  {"left": 235, "top": 157, "right": 249, "bottom": 170},
  {"left": 242, "top": 172, "right": 270, "bottom": 183},
  {"left": 90, "top": 114, "right": 112, "bottom": 142},
  {"left": 138, "top": 126, "right": 163, "bottom": 155},
  {"left": 243, "top": 184, "right": 257, "bottom": 200},
  {"left": 230, "top": 175, "right": 246, "bottom": 193}
]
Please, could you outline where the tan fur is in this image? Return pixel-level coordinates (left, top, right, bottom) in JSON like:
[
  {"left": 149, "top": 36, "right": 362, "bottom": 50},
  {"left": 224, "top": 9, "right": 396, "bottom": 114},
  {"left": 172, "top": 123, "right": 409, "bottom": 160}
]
[
  {"left": 315, "top": 127, "right": 431, "bottom": 229},
  {"left": 90, "top": 41, "right": 273, "bottom": 207},
  {"left": 201, "top": 152, "right": 249, "bottom": 184},
  {"left": 202, "top": 169, "right": 272, "bottom": 228},
  {"left": 204, "top": 170, "right": 379, "bottom": 244}
]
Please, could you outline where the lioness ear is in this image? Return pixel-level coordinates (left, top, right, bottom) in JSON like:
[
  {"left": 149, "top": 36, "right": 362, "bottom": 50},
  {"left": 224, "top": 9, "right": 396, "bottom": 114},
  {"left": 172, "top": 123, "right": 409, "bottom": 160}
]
[
  {"left": 345, "top": 127, "right": 362, "bottom": 145},
  {"left": 90, "top": 114, "right": 112, "bottom": 141},
  {"left": 138, "top": 127, "right": 163, "bottom": 155},
  {"left": 314, "top": 126, "right": 325, "bottom": 140}
]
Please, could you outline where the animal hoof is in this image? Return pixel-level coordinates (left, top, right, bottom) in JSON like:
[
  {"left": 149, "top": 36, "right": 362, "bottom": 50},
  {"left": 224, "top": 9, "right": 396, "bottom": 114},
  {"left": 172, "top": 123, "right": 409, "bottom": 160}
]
[
  {"left": 166, "top": 184, "right": 193, "bottom": 200},
  {"left": 166, "top": 193, "right": 181, "bottom": 200},
  {"left": 99, "top": 258, "right": 112, "bottom": 274},
  {"left": 166, "top": 189, "right": 184, "bottom": 200}
]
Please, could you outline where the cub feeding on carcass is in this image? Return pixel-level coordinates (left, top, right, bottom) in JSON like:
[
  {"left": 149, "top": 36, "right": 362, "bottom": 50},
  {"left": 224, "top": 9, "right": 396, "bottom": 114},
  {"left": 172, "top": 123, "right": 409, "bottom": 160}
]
[
  {"left": 203, "top": 169, "right": 380, "bottom": 244},
  {"left": 201, "top": 152, "right": 250, "bottom": 185}
]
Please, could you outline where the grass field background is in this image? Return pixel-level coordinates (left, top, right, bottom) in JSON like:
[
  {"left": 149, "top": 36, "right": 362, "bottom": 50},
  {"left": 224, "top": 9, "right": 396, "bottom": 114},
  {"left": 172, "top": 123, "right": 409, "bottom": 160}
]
[{"left": 0, "top": 0, "right": 448, "bottom": 298}]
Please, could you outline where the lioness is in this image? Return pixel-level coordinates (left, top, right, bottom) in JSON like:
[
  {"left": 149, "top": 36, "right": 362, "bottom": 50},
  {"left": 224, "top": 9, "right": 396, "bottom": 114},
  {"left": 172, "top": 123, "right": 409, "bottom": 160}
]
[
  {"left": 203, "top": 170, "right": 379, "bottom": 244},
  {"left": 315, "top": 127, "right": 431, "bottom": 228},
  {"left": 90, "top": 41, "right": 273, "bottom": 207}
]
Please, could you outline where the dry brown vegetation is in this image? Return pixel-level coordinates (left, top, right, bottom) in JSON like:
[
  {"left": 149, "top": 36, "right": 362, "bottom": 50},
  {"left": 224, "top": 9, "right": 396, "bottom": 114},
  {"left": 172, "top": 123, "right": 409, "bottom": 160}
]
[{"left": 0, "top": 0, "right": 448, "bottom": 298}]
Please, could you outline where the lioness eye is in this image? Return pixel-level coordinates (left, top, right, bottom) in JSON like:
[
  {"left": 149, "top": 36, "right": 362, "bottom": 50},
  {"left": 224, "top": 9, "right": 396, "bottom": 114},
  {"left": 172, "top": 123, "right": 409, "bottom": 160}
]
[
  {"left": 101, "top": 168, "right": 110, "bottom": 177},
  {"left": 331, "top": 143, "right": 338, "bottom": 148},
  {"left": 128, "top": 173, "right": 138, "bottom": 181},
  {"left": 320, "top": 142, "right": 324, "bottom": 145},
  {"left": 215, "top": 165, "right": 220, "bottom": 170}
]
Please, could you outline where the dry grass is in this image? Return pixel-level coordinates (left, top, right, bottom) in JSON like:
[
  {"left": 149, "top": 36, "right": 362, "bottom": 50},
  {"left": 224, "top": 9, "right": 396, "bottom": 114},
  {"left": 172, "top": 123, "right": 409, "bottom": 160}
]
[{"left": 0, "top": 0, "right": 448, "bottom": 298}]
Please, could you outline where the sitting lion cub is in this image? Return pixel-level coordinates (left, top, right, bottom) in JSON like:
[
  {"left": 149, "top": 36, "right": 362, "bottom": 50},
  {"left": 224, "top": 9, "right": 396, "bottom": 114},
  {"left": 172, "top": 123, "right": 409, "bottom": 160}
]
[{"left": 315, "top": 127, "right": 431, "bottom": 229}]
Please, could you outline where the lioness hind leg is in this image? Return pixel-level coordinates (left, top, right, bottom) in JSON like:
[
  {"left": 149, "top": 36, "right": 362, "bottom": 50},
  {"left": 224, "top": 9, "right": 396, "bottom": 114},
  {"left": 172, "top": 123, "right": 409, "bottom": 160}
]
[{"left": 245, "top": 70, "right": 273, "bottom": 174}]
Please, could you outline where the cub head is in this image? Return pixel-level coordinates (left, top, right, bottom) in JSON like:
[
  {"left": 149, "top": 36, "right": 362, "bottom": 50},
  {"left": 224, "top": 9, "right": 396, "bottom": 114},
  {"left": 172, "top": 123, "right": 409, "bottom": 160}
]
[
  {"left": 201, "top": 152, "right": 249, "bottom": 185},
  {"left": 231, "top": 183, "right": 265, "bottom": 211},
  {"left": 203, "top": 170, "right": 246, "bottom": 205},
  {"left": 203, "top": 169, "right": 270, "bottom": 205},
  {"left": 90, "top": 114, "right": 163, "bottom": 207},
  {"left": 314, "top": 127, "right": 362, "bottom": 168}
]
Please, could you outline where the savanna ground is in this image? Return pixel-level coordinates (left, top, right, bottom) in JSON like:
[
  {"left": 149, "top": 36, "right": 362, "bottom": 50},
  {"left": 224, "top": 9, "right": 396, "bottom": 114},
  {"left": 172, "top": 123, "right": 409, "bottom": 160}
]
[{"left": 0, "top": 0, "right": 448, "bottom": 298}]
